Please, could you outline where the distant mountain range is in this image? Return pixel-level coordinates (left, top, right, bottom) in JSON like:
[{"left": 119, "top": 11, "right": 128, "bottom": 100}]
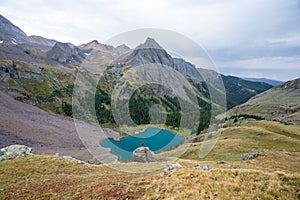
[
  {"left": 0, "top": 14, "right": 273, "bottom": 133},
  {"left": 241, "top": 77, "right": 282, "bottom": 86}
]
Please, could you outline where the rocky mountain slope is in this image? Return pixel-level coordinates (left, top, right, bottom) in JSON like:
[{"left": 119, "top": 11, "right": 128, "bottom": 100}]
[
  {"left": 0, "top": 14, "right": 272, "bottom": 134},
  {"left": 230, "top": 78, "right": 300, "bottom": 125},
  {"left": 116, "top": 37, "right": 201, "bottom": 79},
  {"left": 0, "top": 15, "right": 57, "bottom": 62},
  {"left": 0, "top": 91, "right": 120, "bottom": 162},
  {"left": 0, "top": 14, "right": 30, "bottom": 44},
  {"left": 47, "top": 42, "right": 86, "bottom": 65}
]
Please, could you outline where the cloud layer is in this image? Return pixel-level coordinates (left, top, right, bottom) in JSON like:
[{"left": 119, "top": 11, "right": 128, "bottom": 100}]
[{"left": 0, "top": 0, "right": 299, "bottom": 81}]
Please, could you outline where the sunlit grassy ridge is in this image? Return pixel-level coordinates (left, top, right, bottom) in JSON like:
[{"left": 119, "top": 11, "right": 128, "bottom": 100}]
[{"left": 181, "top": 120, "right": 300, "bottom": 162}]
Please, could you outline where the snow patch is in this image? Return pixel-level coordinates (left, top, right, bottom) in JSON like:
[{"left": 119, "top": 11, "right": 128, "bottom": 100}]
[
  {"left": 84, "top": 53, "right": 91, "bottom": 56},
  {"left": 0, "top": 40, "right": 3, "bottom": 44},
  {"left": 12, "top": 38, "right": 16, "bottom": 41},
  {"left": 11, "top": 40, "right": 17, "bottom": 45}
]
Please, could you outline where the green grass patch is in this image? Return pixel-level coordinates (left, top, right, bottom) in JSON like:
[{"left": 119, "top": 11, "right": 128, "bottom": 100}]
[{"left": 21, "top": 79, "right": 52, "bottom": 97}]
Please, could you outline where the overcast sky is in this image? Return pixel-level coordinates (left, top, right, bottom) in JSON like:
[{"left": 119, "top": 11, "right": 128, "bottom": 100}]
[{"left": 1, "top": 0, "right": 299, "bottom": 81}]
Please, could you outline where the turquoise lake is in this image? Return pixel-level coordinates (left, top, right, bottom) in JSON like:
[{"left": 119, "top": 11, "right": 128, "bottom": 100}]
[{"left": 101, "top": 127, "right": 185, "bottom": 161}]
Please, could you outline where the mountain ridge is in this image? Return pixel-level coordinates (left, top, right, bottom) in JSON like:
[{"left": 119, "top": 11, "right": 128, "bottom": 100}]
[
  {"left": 241, "top": 77, "right": 282, "bottom": 86},
  {"left": 0, "top": 14, "right": 272, "bottom": 131},
  {"left": 230, "top": 77, "right": 300, "bottom": 125}
]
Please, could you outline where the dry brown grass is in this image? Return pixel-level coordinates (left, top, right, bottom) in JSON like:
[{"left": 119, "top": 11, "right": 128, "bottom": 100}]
[
  {"left": 0, "top": 155, "right": 299, "bottom": 199},
  {"left": 14, "top": 60, "right": 30, "bottom": 70},
  {"left": 0, "top": 59, "right": 13, "bottom": 66},
  {"left": 143, "top": 168, "right": 300, "bottom": 200},
  {"left": 0, "top": 155, "right": 154, "bottom": 199},
  {"left": 232, "top": 152, "right": 300, "bottom": 173},
  {"left": 0, "top": 60, "right": 30, "bottom": 70}
]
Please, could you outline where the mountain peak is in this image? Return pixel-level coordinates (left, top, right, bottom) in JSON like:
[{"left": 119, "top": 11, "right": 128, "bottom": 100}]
[
  {"left": 136, "top": 37, "right": 163, "bottom": 50},
  {"left": 79, "top": 40, "right": 115, "bottom": 51},
  {"left": 90, "top": 40, "right": 100, "bottom": 44},
  {"left": 0, "top": 14, "right": 29, "bottom": 43}
]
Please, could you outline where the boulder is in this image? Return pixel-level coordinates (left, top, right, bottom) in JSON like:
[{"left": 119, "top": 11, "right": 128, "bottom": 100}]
[
  {"left": 160, "top": 163, "right": 183, "bottom": 176},
  {"left": 193, "top": 164, "right": 213, "bottom": 170},
  {"left": 131, "top": 146, "right": 157, "bottom": 162},
  {"left": 241, "top": 152, "right": 259, "bottom": 160},
  {"left": 0, "top": 144, "right": 33, "bottom": 161},
  {"left": 54, "top": 153, "right": 87, "bottom": 164}
]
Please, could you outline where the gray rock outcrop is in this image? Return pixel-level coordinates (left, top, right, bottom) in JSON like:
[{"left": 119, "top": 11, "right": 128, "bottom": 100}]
[
  {"left": 131, "top": 146, "right": 157, "bottom": 162},
  {"left": 0, "top": 144, "right": 33, "bottom": 161}
]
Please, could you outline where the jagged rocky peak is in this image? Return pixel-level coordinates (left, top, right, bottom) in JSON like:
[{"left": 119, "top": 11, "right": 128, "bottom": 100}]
[
  {"left": 79, "top": 40, "right": 115, "bottom": 51},
  {"left": 81, "top": 39, "right": 100, "bottom": 48},
  {"left": 112, "top": 37, "right": 204, "bottom": 79},
  {"left": 136, "top": 37, "right": 163, "bottom": 50},
  {"left": 90, "top": 39, "right": 100, "bottom": 45},
  {"left": 47, "top": 42, "right": 86, "bottom": 65},
  {"left": 79, "top": 40, "right": 131, "bottom": 54}
]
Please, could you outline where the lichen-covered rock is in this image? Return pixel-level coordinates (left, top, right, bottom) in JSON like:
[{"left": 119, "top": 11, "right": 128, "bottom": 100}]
[
  {"left": 131, "top": 146, "right": 157, "bottom": 162},
  {"left": 0, "top": 144, "right": 33, "bottom": 161}
]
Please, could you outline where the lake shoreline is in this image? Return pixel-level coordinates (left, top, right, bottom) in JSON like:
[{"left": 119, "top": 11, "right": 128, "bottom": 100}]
[{"left": 101, "top": 127, "right": 185, "bottom": 161}]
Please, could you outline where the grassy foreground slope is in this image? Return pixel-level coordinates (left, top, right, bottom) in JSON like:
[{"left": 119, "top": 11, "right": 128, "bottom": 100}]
[
  {"left": 0, "top": 155, "right": 299, "bottom": 199},
  {"left": 1, "top": 120, "right": 300, "bottom": 199}
]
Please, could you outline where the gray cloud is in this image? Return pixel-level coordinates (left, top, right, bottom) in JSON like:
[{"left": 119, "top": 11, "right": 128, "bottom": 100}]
[{"left": 0, "top": 0, "right": 299, "bottom": 81}]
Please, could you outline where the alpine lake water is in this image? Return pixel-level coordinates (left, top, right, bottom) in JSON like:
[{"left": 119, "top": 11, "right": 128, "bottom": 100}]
[{"left": 101, "top": 127, "right": 185, "bottom": 161}]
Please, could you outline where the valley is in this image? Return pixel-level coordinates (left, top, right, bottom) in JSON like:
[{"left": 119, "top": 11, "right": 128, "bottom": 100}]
[{"left": 0, "top": 13, "right": 299, "bottom": 199}]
